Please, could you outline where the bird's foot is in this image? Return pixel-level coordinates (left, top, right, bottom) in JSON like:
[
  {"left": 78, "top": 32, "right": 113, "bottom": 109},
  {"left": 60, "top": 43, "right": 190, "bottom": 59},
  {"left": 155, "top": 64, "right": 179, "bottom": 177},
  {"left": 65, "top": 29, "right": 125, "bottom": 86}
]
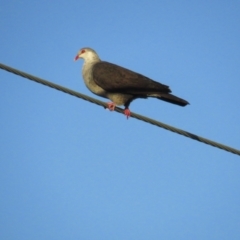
[
  {"left": 106, "top": 103, "right": 130, "bottom": 119},
  {"left": 106, "top": 102, "right": 116, "bottom": 111},
  {"left": 124, "top": 108, "right": 131, "bottom": 119}
]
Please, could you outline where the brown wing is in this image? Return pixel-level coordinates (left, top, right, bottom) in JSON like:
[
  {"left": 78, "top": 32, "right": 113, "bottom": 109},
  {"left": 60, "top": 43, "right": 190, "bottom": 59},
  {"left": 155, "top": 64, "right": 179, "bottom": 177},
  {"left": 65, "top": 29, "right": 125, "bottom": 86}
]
[{"left": 92, "top": 61, "right": 171, "bottom": 94}]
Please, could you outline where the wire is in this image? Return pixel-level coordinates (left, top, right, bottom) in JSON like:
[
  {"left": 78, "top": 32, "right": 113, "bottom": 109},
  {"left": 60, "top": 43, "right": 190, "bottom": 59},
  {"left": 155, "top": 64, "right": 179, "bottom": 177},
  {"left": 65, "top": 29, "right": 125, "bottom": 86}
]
[{"left": 0, "top": 62, "right": 240, "bottom": 156}]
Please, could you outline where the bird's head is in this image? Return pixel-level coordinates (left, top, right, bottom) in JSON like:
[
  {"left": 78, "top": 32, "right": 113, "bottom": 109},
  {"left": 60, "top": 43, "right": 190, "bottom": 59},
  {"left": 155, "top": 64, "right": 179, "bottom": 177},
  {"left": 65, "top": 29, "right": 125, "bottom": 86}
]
[{"left": 74, "top": 47, "right": 100, "bottom": 62}]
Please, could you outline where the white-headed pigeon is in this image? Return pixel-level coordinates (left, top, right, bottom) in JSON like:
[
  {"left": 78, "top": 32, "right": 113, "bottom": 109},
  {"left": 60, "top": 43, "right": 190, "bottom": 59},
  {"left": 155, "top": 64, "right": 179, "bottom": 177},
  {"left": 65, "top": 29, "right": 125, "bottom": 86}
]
[{"left": 74, "top": 47, "right": 189, "bottom": 118}]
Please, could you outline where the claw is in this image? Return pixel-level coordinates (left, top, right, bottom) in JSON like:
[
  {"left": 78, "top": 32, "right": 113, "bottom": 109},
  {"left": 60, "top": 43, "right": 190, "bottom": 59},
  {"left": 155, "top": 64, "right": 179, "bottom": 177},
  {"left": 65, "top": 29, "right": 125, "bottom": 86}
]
[
  {"left": 106, "top": 102, "right": 131, "bottom": 119},
  {"left": 106, "top": 102, "right": 116, "bottom": 111},
  {"left": 124, "top": 108, "right": 131, "bottom": 119}
]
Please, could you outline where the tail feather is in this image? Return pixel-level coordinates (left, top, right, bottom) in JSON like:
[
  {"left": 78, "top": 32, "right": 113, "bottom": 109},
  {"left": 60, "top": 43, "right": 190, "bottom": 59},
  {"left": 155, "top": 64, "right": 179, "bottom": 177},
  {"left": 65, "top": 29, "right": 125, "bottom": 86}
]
[{"left": 157, "top": 93, "right": 189, "bottom": 106}]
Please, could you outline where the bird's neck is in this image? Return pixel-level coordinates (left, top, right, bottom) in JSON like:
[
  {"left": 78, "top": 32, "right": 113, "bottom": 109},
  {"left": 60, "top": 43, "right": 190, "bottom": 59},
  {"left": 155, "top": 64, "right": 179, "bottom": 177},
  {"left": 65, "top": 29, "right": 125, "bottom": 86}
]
[
  {"left": 83, "top": 56, "right": 100, "bottom": 70},
  {"left": 84, "top": 54, "right": 101, "bottom": 64},
  {"left": 82, "top": 57, "right": 99, "bottom": 76}
]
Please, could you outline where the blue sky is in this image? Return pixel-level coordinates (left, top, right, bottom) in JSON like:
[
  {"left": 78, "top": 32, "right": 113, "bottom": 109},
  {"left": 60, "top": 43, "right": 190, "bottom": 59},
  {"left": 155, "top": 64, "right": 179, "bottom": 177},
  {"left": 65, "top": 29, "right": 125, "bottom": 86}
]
[{"left": 0, "top": 0, "right": 240, "bottom": 239}]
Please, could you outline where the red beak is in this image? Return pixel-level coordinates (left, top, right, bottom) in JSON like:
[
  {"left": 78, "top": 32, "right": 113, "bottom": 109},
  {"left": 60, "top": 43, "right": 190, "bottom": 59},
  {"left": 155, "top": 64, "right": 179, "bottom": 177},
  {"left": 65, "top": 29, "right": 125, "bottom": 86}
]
[{"left": 74, "top": 55, "right": 80, "bottom": 61}]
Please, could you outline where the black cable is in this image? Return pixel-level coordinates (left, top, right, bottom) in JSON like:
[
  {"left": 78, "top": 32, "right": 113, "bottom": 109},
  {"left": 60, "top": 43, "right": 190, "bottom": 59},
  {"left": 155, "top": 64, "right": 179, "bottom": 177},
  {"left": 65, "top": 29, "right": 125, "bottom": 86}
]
[{"left": 0, "top": 62, "right": 239, "bottom": 156}]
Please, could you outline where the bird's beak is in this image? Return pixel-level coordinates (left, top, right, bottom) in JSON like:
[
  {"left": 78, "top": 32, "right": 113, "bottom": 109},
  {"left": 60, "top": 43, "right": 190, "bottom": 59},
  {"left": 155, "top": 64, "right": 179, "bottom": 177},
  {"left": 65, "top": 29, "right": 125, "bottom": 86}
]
[{"left": 74, "top": 54, "right": 80, "bottom": 61}]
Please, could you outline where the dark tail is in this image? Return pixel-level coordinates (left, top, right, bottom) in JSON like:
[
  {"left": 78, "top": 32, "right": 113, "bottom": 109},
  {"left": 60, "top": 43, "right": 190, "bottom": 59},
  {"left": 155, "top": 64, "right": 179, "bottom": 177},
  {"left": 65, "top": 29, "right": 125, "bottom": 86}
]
[{"left": 157, "top": 93, "right": 189, "bottom": 106}]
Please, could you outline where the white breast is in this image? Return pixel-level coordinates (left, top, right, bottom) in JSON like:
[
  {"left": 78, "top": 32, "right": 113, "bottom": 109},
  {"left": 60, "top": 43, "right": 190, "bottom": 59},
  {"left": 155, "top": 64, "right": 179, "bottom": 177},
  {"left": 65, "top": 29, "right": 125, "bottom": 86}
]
[{"left": 82, "top": 62, "right": 107, "bottom": 98}]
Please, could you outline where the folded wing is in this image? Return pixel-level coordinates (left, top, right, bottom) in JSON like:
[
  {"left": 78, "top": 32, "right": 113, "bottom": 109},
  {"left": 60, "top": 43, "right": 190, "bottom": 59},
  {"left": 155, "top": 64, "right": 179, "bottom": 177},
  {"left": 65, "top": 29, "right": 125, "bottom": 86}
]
[{"left": 92, "top": 61, "right": 171, "bottom": 94}]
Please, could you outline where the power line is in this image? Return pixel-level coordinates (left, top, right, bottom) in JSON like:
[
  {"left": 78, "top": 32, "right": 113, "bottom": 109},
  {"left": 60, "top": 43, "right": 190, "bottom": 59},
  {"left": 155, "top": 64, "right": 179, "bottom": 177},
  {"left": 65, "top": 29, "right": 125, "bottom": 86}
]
[{"left": 0, "top": 62, "right": 239, "bottom": 157}]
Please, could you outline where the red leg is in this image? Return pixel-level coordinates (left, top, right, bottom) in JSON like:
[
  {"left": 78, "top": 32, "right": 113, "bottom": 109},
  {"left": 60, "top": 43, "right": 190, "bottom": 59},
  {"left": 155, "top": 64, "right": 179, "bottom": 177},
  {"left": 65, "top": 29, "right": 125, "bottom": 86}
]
[
  {"left": 107, "top": 102, "right": 116, "bottom": 111},
  {"left": 124, "top": 108, "right": 131, "bottom": 119}
]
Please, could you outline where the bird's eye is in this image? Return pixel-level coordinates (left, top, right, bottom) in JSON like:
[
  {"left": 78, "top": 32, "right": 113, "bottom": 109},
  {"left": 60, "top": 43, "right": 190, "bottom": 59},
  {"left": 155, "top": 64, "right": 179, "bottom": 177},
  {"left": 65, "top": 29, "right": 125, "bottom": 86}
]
[{"left": 81, "top": 49, "right": 86, "bottom": 54}]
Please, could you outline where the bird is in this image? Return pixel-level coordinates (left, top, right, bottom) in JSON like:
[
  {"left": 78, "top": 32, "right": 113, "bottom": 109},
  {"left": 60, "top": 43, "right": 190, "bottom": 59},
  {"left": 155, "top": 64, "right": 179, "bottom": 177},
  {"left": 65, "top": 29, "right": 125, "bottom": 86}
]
[{"left": 74, "top": 47, "right": 189, "bottom": 118}]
